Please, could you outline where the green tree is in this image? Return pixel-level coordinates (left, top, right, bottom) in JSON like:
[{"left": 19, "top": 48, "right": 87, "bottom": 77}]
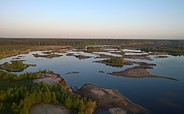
[
  {"left": 51, "top": 92, "right": 58, "bottom": 105},
  {"left": 42, "top": 91, "right": 51, "bottom": 103},
  {"left": 20, "top": 105, "right": 28, "bottom": 114},
  {"left": 0, "top": 102, "right": 3, "bottom": 110},
  {"left": 78, "top": 99, "right": 85, "bottom": 112},
  {"left": 65, "top": 97, "right": 73, "bottom": 109}
]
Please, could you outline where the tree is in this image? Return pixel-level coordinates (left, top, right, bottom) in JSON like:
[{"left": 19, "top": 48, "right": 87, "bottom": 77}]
[
  {"left": 65, "top": 97, "right": 73, "bottom": 109},
  {"left": 20, "top": 105, "right": 28, "bottom": 114},
  {"left": 51, "top": 92, "right": 58, "bottom": 105},
  {"left": 42, "top": 91, "right": 51, "bottom": 103},
  {"left": 0, "top": 102, "right": 3, "bottom": 110},
  {"left": 11, "top": 102, "right": 19, "bottom": 114},
  {"left": 78, "top": 99, "right": 85, "bottom": 112},
  {"left": 85, "top": 101, "right": 96, "bottom": 114},
  {"left": 107, "top": 56, "right": 124, "bottom": 65}
]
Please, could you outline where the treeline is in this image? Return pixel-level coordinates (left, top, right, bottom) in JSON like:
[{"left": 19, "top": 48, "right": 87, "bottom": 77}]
[
  {"left": 0, "top": 71, "right": 39, "bottom": 80},
  {"left": 0, "top": 70, "right": 49, "bottom": 80},
  {"left": 0, "top": 71, "right": 96, "bottom": 114},
  {"left": 86, "top": 47, "right": 102, "bottom": 53},
  {"left": 142, "top": 46, "right": 184, "bottom": 56},
  {"left": 0, "top": 45, "right": 31, "bottom": 59},
  {"left": 0, "top": 38, "right": 163, "bottom": 47},
  {"left": 1, "top": 38, "right": 184, "bottom": 59}
]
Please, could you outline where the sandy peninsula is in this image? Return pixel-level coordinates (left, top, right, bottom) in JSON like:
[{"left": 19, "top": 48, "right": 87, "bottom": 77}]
[{"left": 79, "top": 84, "right": 146, "bottom": 114}]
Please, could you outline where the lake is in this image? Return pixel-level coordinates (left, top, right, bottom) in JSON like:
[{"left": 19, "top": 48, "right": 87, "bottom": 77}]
[{"left": 0, "top": 50, "right": 184, "bottom": 114}]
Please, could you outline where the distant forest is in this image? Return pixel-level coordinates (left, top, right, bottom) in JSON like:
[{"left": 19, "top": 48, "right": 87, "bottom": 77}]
[
  {"left": 0, "top": 38, "right": 183, "bottom": 48},
  {"left": 0, "top": 38, "right": 184, "bottom": 58}
]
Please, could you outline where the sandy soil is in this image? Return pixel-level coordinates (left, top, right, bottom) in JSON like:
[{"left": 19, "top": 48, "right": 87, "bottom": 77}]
[
  {"left": 29, "top": 103, "right": 71, "bottom": 114},
  {"left": 33, "top": 73, "right": 66, "bottom": 85},
  {"left": 79, "top": 84, "right": 146, "bottom": 114}
]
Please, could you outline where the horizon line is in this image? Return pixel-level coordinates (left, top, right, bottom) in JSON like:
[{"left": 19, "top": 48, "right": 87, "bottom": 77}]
[{"left": 0, "top": 37, "right": 184, "bottom": 40}]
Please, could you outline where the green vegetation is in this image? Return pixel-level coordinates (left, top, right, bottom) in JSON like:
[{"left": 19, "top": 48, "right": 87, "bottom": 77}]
[
  {"left": 0, "top": 71, "right": 96, "bottom": 114},
  {"left": 0, "top": 70, "right": 49, "bottom": 90},
  {"left": 107, "top": 56, "right": 124, "bottom": 65},
  {"left": 1, "top": 38, "right": 184, "bottom": 59},
  {"left": 0, "top": 60, "right": 36, "bottom": 72},
  {"left": 0, "top": 45, "right": 31, "bottom": 59},
  {"left": 0, "top": 70, "right": 40, "bottom": 80},
  {"left": 2, "top": 60, "right": 25, "bottom": 69},
  {"left": 33, "top": 53, "right": 62, "bottom": 58},
  {"left": 142, "top": 46, "right": 184, "bottom": 56},
  {"left": 86, "top": 47, "right": 102, "bottom": 53}
]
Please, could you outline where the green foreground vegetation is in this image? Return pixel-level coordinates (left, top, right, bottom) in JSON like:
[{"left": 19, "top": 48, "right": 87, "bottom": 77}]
[{"left": 0, "top": 71, "right": 96, "bottom": 114}]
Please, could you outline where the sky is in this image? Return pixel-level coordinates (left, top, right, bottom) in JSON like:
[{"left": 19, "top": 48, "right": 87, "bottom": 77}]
[{"left": 0, "top": 0, "right": 184, "bottom": 39}]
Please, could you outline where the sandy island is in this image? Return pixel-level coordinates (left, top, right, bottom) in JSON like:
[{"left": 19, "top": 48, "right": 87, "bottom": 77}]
[
  {"left": 65, "top": 71, "right": 79, "bottom": 75},
  {"left": 95, "top": 59, "right": 178, "bottom": 80},
  {"left": 108, "top": 66, "right": 178, "bottom": 81},
  {"left": 94, "top": 59, "right": 156, "bottom": 68},
  {"left": 33, "top": 53, "right": 62, "bottom": 58}
]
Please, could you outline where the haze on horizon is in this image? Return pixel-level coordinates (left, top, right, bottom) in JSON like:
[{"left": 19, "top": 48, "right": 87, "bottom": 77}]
[{"left": 0, "top": 0, "right": 184, "bottom": 39}]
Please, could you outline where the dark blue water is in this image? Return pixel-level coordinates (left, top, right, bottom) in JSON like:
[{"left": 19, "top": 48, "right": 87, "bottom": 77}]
[{"left": 1, "top": 51, "right": 184, "bottom": 114}]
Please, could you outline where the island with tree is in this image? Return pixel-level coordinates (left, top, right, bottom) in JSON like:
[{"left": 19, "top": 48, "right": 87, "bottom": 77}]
[{"left": 0, "top": 60, "right": 36, "bottom": 72}]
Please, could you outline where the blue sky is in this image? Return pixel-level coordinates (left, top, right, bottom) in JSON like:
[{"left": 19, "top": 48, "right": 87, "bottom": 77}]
[{"left": 0, "top": 0, "right": 184, "bottom": 39}]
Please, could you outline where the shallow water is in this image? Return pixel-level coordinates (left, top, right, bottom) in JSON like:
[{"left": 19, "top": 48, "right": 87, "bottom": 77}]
[{"left": 0, "top": 51, "right": 184, "bottom": 114}]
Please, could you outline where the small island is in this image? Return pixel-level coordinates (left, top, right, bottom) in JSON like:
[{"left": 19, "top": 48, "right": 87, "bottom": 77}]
[
  {"left": 65, "top": 72, "right": 79, "bottom": 75},
  {"left": 74, "top": 55, "right": 92, "bottom": 60},
  {"left": 124, "top": 55, "right": 152, "bottom": 60},
  {"left": 95, "top": 56, "right": 124, "bottom": 67},
  {"left": 107, "top": 56, "right": 124, "bottom": 65},
  {"left": 108, "top": 66, "right": 178, "bottom": 81},
  {"left": 98, "top": 71, "right": 105, "bottom": 73},
  {"left": 0, "top": 60, "right": 36, "bottom": 72},
  {"left": 33, "top": 53, "right": 62, "bottom": 58}
]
